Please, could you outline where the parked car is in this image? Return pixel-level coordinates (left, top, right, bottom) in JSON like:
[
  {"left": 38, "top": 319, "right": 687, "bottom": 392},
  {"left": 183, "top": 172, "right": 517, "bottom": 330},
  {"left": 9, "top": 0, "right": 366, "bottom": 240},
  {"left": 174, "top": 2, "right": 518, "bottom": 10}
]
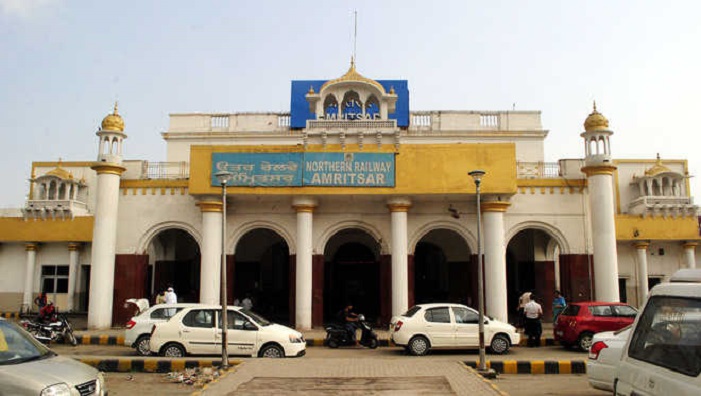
[
  {"left": 389, "top": 303, "right": 520, "bottom": 356},
  {"left": 125, "top": 302, "right": 200, "bottom": 356},
  {"left": 614, "top": 269, "right": 701, "bottom": 396},
  {"left": 0, "top": 317, "right": 106, "bottom": 395},
  {"left": 586, "top": 325, "right": 631, "bottom": 391},
  {"left": 554, "top": 301, "right": 637, "bottom": 351},
  {"left": 149, "top": 305, "right": 306, "bottom": 358}
]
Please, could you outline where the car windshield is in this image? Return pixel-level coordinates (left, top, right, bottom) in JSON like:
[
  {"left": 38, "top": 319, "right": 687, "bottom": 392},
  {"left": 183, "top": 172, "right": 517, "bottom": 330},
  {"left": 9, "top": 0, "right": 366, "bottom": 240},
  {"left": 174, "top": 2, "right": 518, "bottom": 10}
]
[
  {"left": 241, "top": 309, "right": 271, "bottom": 326},
  {"left": 0, "top": 320, "right": 54, "bottom": 365},
  {"left": 401, "top": 306, "right": 422, "bottom": 317}
]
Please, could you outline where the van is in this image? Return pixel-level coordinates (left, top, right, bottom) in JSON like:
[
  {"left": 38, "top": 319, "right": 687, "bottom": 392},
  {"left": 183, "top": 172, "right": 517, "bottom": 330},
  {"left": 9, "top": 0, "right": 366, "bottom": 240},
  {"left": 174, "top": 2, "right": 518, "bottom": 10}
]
[{"left": 614, "top": 268, "right": 701, "bottom": 395}]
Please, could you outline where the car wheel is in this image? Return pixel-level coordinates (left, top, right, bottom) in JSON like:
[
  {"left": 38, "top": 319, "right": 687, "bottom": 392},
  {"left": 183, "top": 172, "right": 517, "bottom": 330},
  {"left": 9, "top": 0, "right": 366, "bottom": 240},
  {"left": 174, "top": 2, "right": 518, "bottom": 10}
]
[
  {"left": 578, "top": 332, "right": 594, "bottom": 351},
  {"left": 161, "top": 343, "right": 185, "bottom": 357},
  {"left": 408, "top": 336, "right": 430, "bottom": 356},
  {"left": 327, "top": 339, "right": 339, "bottom": 348},
  {"left": 135, "top": 335, "right": 152, "bottom": 356},
  {"left": 368, "top": 338, "right": 379, "bottom": 349},
  {"left": 489, "top": 334, "right": 510, "bottom": 354},
  {"left": 259, "top": 344, "right": 285, "bottom": 358}
]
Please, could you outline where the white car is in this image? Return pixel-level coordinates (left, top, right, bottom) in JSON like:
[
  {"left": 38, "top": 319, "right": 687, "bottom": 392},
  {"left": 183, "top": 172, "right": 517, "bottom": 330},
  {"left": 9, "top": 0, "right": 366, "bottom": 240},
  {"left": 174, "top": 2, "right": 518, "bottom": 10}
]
[
  {"left": 389, "top": 303, "right": 520, "bottom": 356},
  {"left": 149, "top": 305, "right": 306, "bottom": 358},
  {"left": 0, "top": 317, "right": 107, "bottom": 395},
  {"left": 124, "top": 303, "right": 200, "bottom": 356},
  {"left": 587, "top": 325, "right": 631, "bottom": 391}
]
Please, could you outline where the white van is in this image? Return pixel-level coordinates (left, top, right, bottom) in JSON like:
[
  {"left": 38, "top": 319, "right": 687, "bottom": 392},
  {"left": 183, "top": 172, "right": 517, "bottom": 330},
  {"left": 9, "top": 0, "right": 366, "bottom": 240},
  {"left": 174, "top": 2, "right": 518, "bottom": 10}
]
[{"left": 614, "top": 268, "right": 701, "bottom": 395}]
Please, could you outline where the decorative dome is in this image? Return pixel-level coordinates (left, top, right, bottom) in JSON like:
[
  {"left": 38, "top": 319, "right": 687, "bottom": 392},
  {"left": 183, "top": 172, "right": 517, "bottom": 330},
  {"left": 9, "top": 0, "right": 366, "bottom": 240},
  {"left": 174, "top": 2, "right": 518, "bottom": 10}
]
[
  {"left": 645, "top": 154, "right": 673, "bottom": 176},
  {"left": 101, "top": 102, "right": 125, "bottom": 132},
  {"left": 583, "top": 101, "right": 609, "bottom": 132},
  {"left": 320, "top": 58, "right": 386, "bottom": 93},
  {"left": 44, "top": 160, "right": 73, "bottom": 180}
]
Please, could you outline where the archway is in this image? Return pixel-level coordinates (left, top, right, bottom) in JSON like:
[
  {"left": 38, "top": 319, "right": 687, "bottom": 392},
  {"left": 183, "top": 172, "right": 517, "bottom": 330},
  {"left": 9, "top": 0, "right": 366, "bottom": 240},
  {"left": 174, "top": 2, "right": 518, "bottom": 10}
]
[
  {"left": 234, "top": 228, "right": 290, "bottom": 325},
  {"left": 414, "top": 229, "right": 473, "bottom": 306},
  {"left": 506, "top": 228, "right": 560, "bottom": 324},
  {"left": 149, "top": 228, "right": 201, "bottom": 303},
  {"left": 323, "top": 228, "right": 381, "bottom": 324}
]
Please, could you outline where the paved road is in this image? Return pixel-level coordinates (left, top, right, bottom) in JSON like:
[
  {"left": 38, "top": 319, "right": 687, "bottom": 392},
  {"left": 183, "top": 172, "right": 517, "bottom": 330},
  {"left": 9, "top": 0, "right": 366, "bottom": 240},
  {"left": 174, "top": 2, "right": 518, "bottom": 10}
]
[{"left": 49, "top": 343, "right": 603, "bottom": 395}]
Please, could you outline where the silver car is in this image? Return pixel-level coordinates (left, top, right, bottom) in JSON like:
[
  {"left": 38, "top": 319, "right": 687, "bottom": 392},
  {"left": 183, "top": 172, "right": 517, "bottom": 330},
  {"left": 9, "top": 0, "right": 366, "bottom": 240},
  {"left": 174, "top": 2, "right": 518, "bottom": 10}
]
[{"left": 0, "top": 317, "right": 106, "bottom": 395}]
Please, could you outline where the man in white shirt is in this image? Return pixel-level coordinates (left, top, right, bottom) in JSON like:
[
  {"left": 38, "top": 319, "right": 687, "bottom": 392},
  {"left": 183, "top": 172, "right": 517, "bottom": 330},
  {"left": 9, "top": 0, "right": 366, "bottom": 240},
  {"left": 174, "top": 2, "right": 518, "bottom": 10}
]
[
  {"left": 165, "top": 287, "right": 177, "bottom": 316},
  {"left": 523, "top": 294, "right": 543, "bottom": 347}
]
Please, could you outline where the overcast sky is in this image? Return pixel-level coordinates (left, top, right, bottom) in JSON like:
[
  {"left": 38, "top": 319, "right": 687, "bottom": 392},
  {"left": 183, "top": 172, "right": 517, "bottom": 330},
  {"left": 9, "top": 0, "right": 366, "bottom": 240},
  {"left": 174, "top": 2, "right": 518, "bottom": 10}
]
[{"left": 2, "top": 0, "right": 700, "bottom": 207}]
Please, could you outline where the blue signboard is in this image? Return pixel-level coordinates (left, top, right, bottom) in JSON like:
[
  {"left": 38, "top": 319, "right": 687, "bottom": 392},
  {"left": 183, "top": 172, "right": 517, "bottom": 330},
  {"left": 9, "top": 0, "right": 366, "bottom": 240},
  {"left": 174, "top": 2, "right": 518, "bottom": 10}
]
[
  {"left": 212, "top": 152, "right": 395, "bottom": 187},
  {"left": 290, "top": 80, "right": 409, "bottom": 128}
]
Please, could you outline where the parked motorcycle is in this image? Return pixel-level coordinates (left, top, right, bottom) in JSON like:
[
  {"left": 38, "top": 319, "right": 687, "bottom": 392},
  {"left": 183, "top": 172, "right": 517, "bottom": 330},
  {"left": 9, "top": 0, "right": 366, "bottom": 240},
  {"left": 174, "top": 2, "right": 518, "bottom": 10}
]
[
  {"left": 21, "top": 313, "right": 78, "bottom": 346},
  {"left": 324, "top": 314, "right": 379, "bottom": 349}
]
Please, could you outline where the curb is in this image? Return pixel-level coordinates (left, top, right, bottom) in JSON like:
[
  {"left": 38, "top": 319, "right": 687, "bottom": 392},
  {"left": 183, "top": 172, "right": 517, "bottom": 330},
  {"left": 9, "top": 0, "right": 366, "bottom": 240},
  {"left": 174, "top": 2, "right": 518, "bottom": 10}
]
[
  {"left": 1, "top": 312, "right": 21, "bottom": 319},
  {"left": 76, "top": 357, "right": 243, "bottom": 373},
  {"left": 463, "top": 360, "right": 587, "bottom": 374}
]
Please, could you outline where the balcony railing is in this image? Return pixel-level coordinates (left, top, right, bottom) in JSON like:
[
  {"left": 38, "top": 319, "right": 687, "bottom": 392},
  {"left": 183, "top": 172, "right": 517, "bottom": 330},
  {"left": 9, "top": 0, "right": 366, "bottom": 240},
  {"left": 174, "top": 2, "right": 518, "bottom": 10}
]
[
  {"left": 517, "top": 162, "right": 561, "bottom": 178},
  {"left": 140, "top": 161, "right": 189, "bottom": 180}
]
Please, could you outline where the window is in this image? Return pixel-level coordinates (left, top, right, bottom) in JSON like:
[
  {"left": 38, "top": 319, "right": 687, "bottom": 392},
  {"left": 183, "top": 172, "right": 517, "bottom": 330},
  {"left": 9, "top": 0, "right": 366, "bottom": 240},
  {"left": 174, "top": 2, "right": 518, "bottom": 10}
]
[
  {"left": 628, "top": 296, "right": 701, "bottom": 377},
  {"left": 40, "top": 265, "right": 68, "bottom": 293},
  {"left": 618, "top": 278, "right": 628, "bottom": 302},
  {"left": 452, "top": 307, "right": 478, "bottom": 324},
  {"left": 151, "top": 307, "right": 184, "bottom": 320},
  {"left": 613, "top": 305, "right": 638, "bottom": 318},
  {"left": 424, "top": 307, "right": 451, "bottom": 323},
  {"left": 221, "top": 311, "right": 254, "bottom": 330},
  {"left": 182, "top": 309, "right": 214, "bottom": 328},
  {"left": 402, "top": 306, "right": 422, "bottom": 317},
  {"left": 561, "top": 304, "right": 580, "bottom": 316},
  {"left": 591, "top": 305, "right": 613, "bottom": 316}
]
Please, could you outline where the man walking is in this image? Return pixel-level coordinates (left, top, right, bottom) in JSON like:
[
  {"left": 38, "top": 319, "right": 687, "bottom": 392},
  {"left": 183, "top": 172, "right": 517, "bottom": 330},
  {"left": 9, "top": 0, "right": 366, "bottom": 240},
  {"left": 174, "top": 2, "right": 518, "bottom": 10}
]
[{"left": 524, "top": 294, "right": 543, "bottom": 347}]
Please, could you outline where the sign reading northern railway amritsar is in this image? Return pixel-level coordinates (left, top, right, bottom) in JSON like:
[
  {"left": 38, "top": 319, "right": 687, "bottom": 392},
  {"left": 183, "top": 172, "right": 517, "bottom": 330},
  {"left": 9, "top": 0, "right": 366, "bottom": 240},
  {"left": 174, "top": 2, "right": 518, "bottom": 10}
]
[{"left": 212, "top": 152, "right": 395, "bottom": 187}]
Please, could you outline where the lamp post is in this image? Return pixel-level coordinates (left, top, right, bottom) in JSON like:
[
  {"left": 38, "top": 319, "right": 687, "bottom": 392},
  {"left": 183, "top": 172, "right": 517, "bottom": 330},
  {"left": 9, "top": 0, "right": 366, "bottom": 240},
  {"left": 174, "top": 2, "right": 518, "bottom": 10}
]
[
  {"left": 468, "top": 170, "right": 495, "bottom": 378},
  {"left": 215, "top": 170, "right": 233, "bottom": 369}
]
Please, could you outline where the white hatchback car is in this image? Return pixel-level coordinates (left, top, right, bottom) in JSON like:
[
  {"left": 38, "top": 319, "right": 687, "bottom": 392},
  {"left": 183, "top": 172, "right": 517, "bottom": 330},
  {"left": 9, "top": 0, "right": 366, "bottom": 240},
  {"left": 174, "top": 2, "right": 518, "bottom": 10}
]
[
  {"left": 149, "top": 305, "right": 306, "bottom": 358},
  {"left": 587, "top": 325, "right": 631, "bottom": 391},
  {"left": 389, "top": 303, "right": 520, "bottom": 355},
  {"left": 124, "top": 303, "right": 200, "bottom": 356}
]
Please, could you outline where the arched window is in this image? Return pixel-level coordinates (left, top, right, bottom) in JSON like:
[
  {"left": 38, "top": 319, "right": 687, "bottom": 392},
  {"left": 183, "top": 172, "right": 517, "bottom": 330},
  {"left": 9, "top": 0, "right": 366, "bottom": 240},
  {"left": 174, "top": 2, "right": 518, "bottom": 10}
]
[
  {"left": 341, "top": 91, "right": 362, "bottom": 120},
  {"left": 323, "top": 95, "right": 339, "bottom": 119},
  {"left": 365, "top": 95, "right": 380, "bottom": 119}
]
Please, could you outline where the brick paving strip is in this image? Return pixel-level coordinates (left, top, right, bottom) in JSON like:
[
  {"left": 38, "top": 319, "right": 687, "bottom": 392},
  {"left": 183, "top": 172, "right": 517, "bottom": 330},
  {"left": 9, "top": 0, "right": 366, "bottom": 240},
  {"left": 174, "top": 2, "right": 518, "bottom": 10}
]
[{"left": 200, "top": 358, "right": 505, "bottom": 396}]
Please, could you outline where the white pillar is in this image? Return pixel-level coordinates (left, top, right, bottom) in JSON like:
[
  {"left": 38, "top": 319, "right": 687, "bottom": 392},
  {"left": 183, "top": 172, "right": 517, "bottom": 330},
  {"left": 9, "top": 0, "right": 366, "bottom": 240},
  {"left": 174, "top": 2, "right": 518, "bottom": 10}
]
[
  {"left": 22, "top": 243, "right": 38, "bottom": 313},
  {"left": 481, "top": 201, "right": 510, "bottom": 323},
  {"left": 67, "top": 243, "right": 81, "bottom": 312},
  {"left": 683, "top": 242, "right": 697, "bottom": 269},
  {"left": 293, "top": 197, "right": 317, "bottom": 330},
  {"left": 634, "top": 242, "right": 649, "bottom": 307},
  {"left": 388, "top": 198, "right": 411, "bottom": 316},
  {"left": 198, "top": 201, "right": 223, "bottom": 305},
  {"left": 584, "top": 167, "right": 620, "bottom": 302},
  {"left": 87, "top": 164, "right": 124, "bottom": 329}
]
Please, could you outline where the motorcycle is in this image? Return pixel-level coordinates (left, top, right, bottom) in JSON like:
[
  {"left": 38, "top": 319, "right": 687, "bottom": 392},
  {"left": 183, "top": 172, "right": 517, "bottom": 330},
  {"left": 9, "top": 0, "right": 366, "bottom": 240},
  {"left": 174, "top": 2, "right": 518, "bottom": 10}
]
[
  {"left": 21, "top": 313, "right": 78, "bottom": 346},
  {"left": 324, "top": 314, "right": 379, "bottom": 349}
]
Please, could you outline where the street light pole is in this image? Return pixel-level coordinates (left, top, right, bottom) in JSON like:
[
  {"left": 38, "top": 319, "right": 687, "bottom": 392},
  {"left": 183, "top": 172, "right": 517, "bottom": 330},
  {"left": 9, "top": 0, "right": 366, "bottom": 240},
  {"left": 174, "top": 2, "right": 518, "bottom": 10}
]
[
  {"left": 215, "top": 170, "right": 233, "bottom": 369},
  {"left": 468, "top": 170, "right": 495, "bottom": 378}
]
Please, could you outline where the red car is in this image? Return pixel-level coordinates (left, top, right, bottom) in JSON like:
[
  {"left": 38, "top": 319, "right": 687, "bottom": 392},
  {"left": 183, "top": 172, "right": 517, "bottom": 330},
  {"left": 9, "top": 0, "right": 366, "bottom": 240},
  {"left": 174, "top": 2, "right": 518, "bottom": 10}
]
[{"left": 553, "top": 301, "right": 637, "bottom": 351}]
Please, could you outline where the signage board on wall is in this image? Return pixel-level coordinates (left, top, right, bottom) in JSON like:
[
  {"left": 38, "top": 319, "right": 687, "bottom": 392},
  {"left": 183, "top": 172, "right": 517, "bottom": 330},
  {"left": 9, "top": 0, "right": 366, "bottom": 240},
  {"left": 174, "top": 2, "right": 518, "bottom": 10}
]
[{"left": 212, "top": 152, "right": 395, "bottom": 187}]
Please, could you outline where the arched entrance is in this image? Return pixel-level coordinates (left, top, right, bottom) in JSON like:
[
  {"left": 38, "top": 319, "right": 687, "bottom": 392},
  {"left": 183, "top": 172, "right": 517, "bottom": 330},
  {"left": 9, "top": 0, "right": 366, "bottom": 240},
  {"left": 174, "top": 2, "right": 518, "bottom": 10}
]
[
  {"left": 506, "top": 228, "right": 560, "bottom": 324},
  {"left": 234, "top": 228, "right": 291, "bottom": 325},
  {"left": 149, "top": 228, "right": 201, "bottom": 303},
  {"left": 414, "top": 229, "right": 474, "bottom": 306},
  {"left": 323, "top": 228, "right": 381, "bottom": 324}
]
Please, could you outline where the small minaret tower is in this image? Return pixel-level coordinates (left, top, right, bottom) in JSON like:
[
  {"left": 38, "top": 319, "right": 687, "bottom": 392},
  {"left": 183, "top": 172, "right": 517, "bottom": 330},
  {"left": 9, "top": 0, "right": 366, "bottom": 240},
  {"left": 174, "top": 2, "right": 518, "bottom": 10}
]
[
  {"left": 87, "top": 103, "right": 127, "bottom": 329},
  {"left": 581, "top": 102, "right": 620, "bottom": 302}
]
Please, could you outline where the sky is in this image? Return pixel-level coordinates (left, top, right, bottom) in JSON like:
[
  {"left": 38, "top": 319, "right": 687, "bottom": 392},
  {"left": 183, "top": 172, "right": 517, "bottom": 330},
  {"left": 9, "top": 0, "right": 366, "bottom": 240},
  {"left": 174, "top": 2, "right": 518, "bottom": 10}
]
[{"left": 2, "top": 0, "right": 701, "bottom": 207}]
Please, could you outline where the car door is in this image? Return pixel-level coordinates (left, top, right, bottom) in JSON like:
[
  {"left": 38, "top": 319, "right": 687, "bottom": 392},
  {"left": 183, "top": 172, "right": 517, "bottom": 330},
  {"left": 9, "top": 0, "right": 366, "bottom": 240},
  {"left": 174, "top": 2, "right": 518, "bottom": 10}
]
[
  {"left": 180, "top": 309, "right": 217, "bottom": 355},
  {"left": 423, "top": 307, "right": 454, "bottom": 347},
  {"left": 217, "top": 310, "right": 258, "bottom": 356},
  {"left": 452, "top": 306, "right": 479, "bottom": 347}
]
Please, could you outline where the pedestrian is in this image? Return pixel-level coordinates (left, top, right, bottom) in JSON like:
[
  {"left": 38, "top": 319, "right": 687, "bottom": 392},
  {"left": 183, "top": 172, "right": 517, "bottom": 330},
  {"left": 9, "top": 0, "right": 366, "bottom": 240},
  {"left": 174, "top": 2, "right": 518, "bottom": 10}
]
[
  {"left": 33, "top": 291, "right": 47, "bottom": 312},
  {"left": 155, "top": 289, "right": 166, "bottom": 305},
  {"left": 552, "top": 290, "right": 566, "bottom": 323},
  {"left": 516, "top": 291, "right": 531, "bottom": 329},
  {"left": 241, "top": 293, "right": 253, "bottom": 310},
  {"left": 165, "top": 286, "right": 177, "bottom": 316},
  {"left": 524, "top": 294, "right": 543, "bottom": 347},
  {"left": 341, "top": 303, "right": 359, "bottom": 345}
]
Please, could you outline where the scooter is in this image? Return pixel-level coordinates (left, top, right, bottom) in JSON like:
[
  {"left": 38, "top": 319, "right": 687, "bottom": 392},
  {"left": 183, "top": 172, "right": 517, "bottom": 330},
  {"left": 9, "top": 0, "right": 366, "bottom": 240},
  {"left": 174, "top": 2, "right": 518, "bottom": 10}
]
[{"left": 324, "top": 314, "right": 379, "bottom": 349}]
